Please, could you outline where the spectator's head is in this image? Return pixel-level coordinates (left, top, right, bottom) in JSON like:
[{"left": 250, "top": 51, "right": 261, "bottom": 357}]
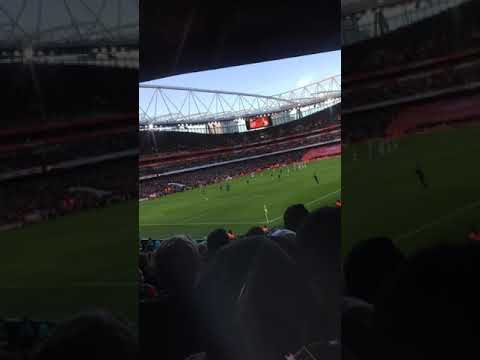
[
  {"left": 245, "top": 226, "right": 266, "bottom": 237},
  {"left": 375, "top": 243, "right": 480, "bottom": 359},
  {"left": 344, "top": 237, "right": 406, "bottom": 305},
  {"left": 296, "top": 206, "right": 341, "bottom": 339},
  {"left": 284, "top": 204, "right": 309, "bottom": 232},
  {"left": 297, "top": 206, "right": 340, "bottom": 268},
  {"left": 207, "top": 229, "right": 229, "bottom": 257},
  {"left": 151, "top": 235, "right": 200, "bottom": 296},
  {"left": 32, "top": 311, "right": 137, "bottom": 360}
]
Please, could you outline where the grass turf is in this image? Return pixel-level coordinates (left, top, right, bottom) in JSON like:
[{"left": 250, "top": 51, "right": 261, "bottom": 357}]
[
  {"left": 139, "top": 156, "right": 341, "bottom": 240},
  {"left": 342, "top": 125, "right": 480, "bottom": 257},
  {"left": 0, "top": 201, "right": 137, "bottom": 323}
]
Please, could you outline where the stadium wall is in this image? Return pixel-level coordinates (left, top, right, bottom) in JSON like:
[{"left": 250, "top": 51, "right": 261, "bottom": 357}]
[{"left": 140, "top": 139, "right": 340, "bottom": 181}]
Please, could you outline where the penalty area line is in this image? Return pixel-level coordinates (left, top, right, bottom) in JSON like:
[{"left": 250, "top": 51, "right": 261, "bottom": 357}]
[
  {"left": 267, "top": 188, "right": 341, "bottom": 224},
  {"left": 140, "top": 189, "right": 341, "bottom": 228}
]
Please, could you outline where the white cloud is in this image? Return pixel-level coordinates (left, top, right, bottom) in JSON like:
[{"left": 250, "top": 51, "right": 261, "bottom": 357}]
[{"left": 296, "top": 76, "right": 313, "bottom": 88}]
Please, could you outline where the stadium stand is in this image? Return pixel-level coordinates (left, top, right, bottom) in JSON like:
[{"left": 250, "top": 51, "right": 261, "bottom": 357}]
[
  {"left": 0, "top": 42, "right": 138, "bottom": 360},
  {"left": 0, "top": 72, "right": 137, "bottom": 229},
  {"left": 0, "top": 159, "right": 136, "bottom": 228},
  {"left": 0, "top": 1, "right": 139, "bottom": 358},
  {"left": 341, "top": 1, "right": 480, "bottom": 360},
  {"left": 138, "top": 81, "right": 341, "bottom": 360},
  {"left": 343, "top": 0, "right": 480, "bottom": 142},
  {"left": 139, "top": 106, "right": 341, "bottom": 200},
  {"left": 140, "top": 104, "right": 340, "bottom": 154},
  {"left": 138, "top": 206, "right": 341, "bottom": 360}
]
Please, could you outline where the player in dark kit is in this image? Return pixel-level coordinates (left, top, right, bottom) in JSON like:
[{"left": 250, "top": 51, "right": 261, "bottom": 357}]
[
  {"left": 415, "top": 163, "right": 428, "bottom": 188},
  {"left": 314, "top": 173, "right": 319, "bottom": 185}
]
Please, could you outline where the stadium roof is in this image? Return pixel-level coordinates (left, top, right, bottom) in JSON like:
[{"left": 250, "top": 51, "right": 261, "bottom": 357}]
[
  {"left": 342, "top": 0, "right": 411, "bottom": 15},
  {"left": 0, "top": 0, "right": 138, "bottom": 49},
  {"left": 140, "top": 2, "right": 340, "bottom": 82},
  {"left": 139, "top": 75, "right": 341, "bottom": 126}
]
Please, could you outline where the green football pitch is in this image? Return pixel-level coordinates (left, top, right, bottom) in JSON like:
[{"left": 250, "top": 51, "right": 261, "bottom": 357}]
[
  {"left": 342, "top": 125, "right": 480, "bottom": 257},
  {"left": 139, "top": 156, "right": 341, "bottom": 240},
  {"left": 0, "top": 202, "right": 137, "bottom": 323}
]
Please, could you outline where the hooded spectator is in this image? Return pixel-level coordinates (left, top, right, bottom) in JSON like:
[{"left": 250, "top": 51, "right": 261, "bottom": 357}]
[{"left": 151, "top": 235, "right": 201, "bottom": 296}]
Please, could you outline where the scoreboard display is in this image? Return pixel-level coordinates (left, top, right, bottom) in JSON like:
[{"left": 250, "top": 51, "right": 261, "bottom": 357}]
[{"left": 246, "top": 115, "right": 272, "bottom": 130}]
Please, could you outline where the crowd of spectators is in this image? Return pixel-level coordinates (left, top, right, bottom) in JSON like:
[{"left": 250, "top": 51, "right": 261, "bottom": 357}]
[
  {"left": 138, "top": 205, "right": 341, "bottom": 360},
  {"left": 0, "top": 133, "right": 136, "bottom": 174},
  {"left": 343, "top": 0, "right": 480, "bottom": 77},
  {"left": 342, "top": 235, "right": 480, "bottom": 360},
  {"left": 139, "top": 150, "right": 306, "bottom": 199},
  {"left": 141, "top": 129, "right": 340, "bottom": 176},
  {"left": 0, "top": 311, "right": 138, "bottom": 359},
  {"left": 2, "top": 63, "right": 137, "bottom": 130},
  {"left": 343, "top": 0, "right": 480, "bottom": 109},
  {"left": 0, "top": 115, "right": 136, "bottom": 174},
  {"left": 343, "top": 55, "right": 480, "bottom": 108},
  {"left": 137, "top": 198, "right": 480, "bottom": 360},
  {"left": 339, "top": 4, "right": 480, "bottom": 360},
  {"left": 0, "top": 158, "right": 137, "bottom": 228},
  {"left": 342, "top": 1, "right": 480, "bottom": 144},
  {"left": 140, "top": 104, "right": 340, "bottom": 154}
]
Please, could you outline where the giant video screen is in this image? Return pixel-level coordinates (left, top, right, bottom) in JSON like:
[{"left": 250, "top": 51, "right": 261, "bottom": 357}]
[{"left": 246, "top": 115, "right": 272, "bottom": 130}]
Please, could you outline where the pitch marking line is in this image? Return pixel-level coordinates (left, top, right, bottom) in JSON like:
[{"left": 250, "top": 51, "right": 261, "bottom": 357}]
[
  {"left": 139, "top": 189, "right": 341, "bottom": 227},
  {"left": 267, "top": 189, "right": 341, "bottom": 224},
  {"left": 395, "top": 199, "right": 480, "bottom": 241}
]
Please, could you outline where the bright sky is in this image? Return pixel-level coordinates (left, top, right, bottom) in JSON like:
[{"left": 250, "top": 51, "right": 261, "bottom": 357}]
[{"left": 139, "top": 50, "right": 340, "bottom": 111}]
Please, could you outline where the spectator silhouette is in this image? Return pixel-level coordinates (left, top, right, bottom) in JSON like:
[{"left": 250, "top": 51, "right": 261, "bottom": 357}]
[
  {"left": 296, "top": 207, "right": 342, "bottom": 345},
  {"left": 206, "top": 229, "right": 230, "bottom": 260},
  {"left": 196, "top": 233, "right": 332, "bottom": 360},
  {"left": 283, "top": 204, "right": 310, "bottom": 233},
  {"left": 245, "top": 226, "right": 266, "bottom": 237},
  {"left": 151, "top": 235, "right": 200, "bottom": 296},
  {"left": 140, "top": 235, "right": 202, "bottom": 360},
  {"left": 343, "top": 237, "right": 405, "bottom": 306},
  {"left": 31, "top": 311, "right": 137, "bottom": 360},
  {"left": 375, "top": 243, "right": 480, "bottom": 360}
]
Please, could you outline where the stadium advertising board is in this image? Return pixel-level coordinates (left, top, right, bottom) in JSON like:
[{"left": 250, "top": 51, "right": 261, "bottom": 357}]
[{"left": 246, "top": 115, "right": 272, "bottom": 130}]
